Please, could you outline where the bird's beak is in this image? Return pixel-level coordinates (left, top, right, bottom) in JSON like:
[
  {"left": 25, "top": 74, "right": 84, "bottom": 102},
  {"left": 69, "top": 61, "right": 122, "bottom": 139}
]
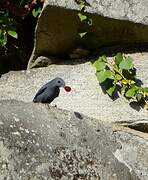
[{"left": 64, "top": 86, "right": 71, "bottom": 92}]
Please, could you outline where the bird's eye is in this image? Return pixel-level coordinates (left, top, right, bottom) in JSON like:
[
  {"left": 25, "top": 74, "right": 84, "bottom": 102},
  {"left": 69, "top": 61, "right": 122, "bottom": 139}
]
[{"left": 57, "top": 80, "right": 61, "bottom": 83}]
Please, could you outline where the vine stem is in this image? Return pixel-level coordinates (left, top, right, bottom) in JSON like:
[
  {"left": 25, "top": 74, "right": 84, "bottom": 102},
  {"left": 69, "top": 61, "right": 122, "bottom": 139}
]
[{"left": 106, "top": 61, "right": 127, "bottom": 81}]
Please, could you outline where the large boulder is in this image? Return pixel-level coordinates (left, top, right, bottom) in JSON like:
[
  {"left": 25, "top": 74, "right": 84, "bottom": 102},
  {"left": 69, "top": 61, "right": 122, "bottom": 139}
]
[
  {"left": 0, "top": 53, "right": 147, "bottom": 123},
  {"left": 0, "top": 100, "right": 148, "bottom": 179},
  {"left": 28, "top": 0, "right": 148, "bottom": 68},
  {"left": 43, "top": 0, "right": 148, "bottom": 25}
]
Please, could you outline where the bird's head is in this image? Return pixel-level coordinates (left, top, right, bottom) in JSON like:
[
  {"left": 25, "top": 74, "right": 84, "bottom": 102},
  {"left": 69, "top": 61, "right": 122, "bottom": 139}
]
[{"left": 53, "top": 77, "right": 71, "bottom": 92}]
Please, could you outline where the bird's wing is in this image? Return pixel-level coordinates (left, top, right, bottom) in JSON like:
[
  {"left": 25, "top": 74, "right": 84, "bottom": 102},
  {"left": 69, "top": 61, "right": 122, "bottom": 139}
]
[{"left": 33, "top": 83, "right": 49, "bottom": 99}]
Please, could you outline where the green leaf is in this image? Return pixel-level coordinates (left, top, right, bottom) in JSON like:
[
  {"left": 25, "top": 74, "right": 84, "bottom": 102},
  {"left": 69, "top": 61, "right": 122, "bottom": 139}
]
[
  {"left": 79, "top": 3, "right": 85, "bottom": 11},
  {"left": 87, "top": 18, "right": 93, "bottom": 26},
  {"left": 0, "top": 32, "right": 7, "bottom": 46},
  {"left": 144, "top": 87, "right": 148, "bottom": 96},
  {"left": 122, "top": 79, "right": 128, "bottom": 85},
  {"left": 32, "top": 7, "right": 42, "bottom": 17},
  {"left": 78, "top": 13, "right": 87, "bottom": 21},
  {"left": 115, "top": 74, "right": 122, "bottom": 80},
  {"left": 128, "top": 80, "right": 135, "bottom": 85},
  {"left": 144, "top": 87, "right": 148, "bottom": 92},
  {"left": 8, "top": 30, "right": 18, "bottom": 38},
  {"left": 125, "top": 87, "right": 136, "bottom": 98},
  {"left": 96, "top": 56, "right": 107, "bottom": 63},
  {"left": 114, "top": 53, "right": 123, "bottom": 65},
  {"left": 96, "top": 70, "right": 113, "bottom": 83},
  {"left": 94, "top": 61, "right": 106, "bottom": 71},
  {"left": 119, "top": 56, "right": 134, "bottom": 70},
  {"left": 106, "top": 85, "right": 116, "bottom": 96},
  {"left": 79, "top": 32, "right": 87, "bottom": 38},
  {"left": 136, "top": 93, "right": 143, "bottom": 101},
  {"left": 100, "top": 55, "right": 107, "bottom": 62}
]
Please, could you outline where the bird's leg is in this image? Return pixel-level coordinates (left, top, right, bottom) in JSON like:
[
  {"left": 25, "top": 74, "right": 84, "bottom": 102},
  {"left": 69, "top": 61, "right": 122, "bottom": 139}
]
[{"left": 45, "top": 104, "right": 51, "bottom": 109}]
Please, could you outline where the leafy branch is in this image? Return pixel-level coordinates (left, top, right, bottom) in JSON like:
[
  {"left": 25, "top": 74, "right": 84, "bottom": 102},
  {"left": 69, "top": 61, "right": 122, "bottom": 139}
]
[
  {"left": 0, "top": 0, "right": 43, "bottom": 47},
  {"left": 0, "top": 12, "right": 18, "bottom": 46},
  {"left": 93, "top": 53, "right": 148, "bottom": 109},
  {"left": 76, "top": 0, "right": 92, "bottom": 38}
]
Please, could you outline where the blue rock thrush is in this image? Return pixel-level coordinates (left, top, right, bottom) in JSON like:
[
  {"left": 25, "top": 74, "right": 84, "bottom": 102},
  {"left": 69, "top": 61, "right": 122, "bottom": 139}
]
[{"left": 33, "top": 77, "right": 71, "bottom": 103}]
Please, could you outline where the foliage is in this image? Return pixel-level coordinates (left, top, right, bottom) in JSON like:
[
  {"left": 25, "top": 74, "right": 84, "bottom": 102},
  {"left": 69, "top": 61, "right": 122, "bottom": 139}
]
[
  {"left": 32, "top": 6, "right": 42, "bottom": 17},
  {"left": 0, "top": 0, "right": 43, "bottom": 47},
  {"left": 0, "top": 11, "right": 18, "bottom": 46},
  {"left": 76, "top": 0, "right": 92, "bottom": 38},
  {"left": 93, "top": 53, "right": 148, "bottom": 109},
  {"left": 76, "top": 1, "right": 147, "bottom": 109}
]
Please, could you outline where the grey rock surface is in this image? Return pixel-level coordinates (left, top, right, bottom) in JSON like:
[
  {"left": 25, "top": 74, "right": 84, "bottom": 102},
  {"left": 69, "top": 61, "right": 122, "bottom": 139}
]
[
  {"left": 0, "top": 53, "right": 148, "bottom": 123},
  {"left": 0, "top": 100, "right": 148, "bottom": 179},
  {"left": 44, "top": 0, "right": 148, "bottom": 25},
  {"left": 28, "top": 0, "right": 148, "bottom": 68},
  {"left": 29, "top": 56, "right": 52, "bottom": 68}
]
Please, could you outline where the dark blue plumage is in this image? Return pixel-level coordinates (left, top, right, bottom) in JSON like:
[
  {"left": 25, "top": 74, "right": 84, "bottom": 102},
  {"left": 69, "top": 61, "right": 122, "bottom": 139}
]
[{"left": 33, "top": 77, "right": 65, "bottom": 103}]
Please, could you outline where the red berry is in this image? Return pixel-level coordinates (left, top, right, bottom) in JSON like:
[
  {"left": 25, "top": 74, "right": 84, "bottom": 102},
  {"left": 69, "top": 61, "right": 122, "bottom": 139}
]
[{"left": 64, "top": 86, "right": 71, "bottom": 92}]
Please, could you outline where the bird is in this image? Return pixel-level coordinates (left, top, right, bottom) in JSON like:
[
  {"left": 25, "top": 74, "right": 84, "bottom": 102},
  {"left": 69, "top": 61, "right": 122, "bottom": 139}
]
[{"left": 33, "top": 77, "right": 71, "bottom": 104}]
